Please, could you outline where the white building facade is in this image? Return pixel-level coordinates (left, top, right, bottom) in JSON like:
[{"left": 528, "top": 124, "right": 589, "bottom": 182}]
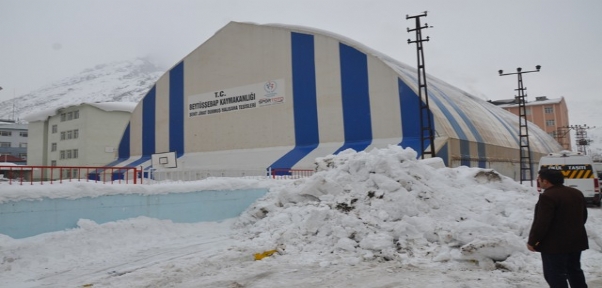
[
  {"left": 24, "top": 102, "right": 136, "bottom": 170},
  {"left": 0, "top": 122, "right": 28, "bottom": 160}
]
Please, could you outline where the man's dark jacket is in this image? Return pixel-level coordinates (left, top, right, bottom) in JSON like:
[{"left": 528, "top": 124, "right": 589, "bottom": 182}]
[{"left": 528, "top": 185, "right": 589, "bottom": 253}]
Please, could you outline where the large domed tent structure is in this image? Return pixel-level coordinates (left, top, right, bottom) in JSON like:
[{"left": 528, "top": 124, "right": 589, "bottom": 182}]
[{"left": 110, "top": 21, "right": 561, "bottom": 180}]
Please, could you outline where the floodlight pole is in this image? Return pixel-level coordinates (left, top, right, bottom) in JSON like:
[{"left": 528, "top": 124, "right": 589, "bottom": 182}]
[
  {"left": 498, "top": 66, "right": 541, "bottom": 185},
  {"left": 407, "top": 11, "right": 435, "bottom": 159}
]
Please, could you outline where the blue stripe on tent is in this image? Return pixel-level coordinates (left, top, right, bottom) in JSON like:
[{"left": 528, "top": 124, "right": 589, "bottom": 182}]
[
  {"left": 124, "top": 156, "right": 152, "bottom": 168},
  {"left": 479, "top": 103, "right": 557, "bottom": 157},
  {"left": 270, "top": 32, "right": 319, "bottom": 169},
  {"left": 169, "top": 62, "right": 185, "bottom": 157},
  {"left": 398, "top": 71, "right": 475, "bottom": 166},
  {"left": 460, "top": 139, "right": 470, "bottom": 166},
  {"left": 537, "top": 133, "right": 556, "bottom": 152},
  {"left": 398, "top": 78, "right": 430, "bottom": 158},
  {"left": 97, "top": 156, "right": 153, "bottom": 178},
  {"left": 428, "top": 85, "right": 487, "bottom": 167},
  {"left": 478, "top": 142, "right": 487, "bottom": 168},
  {"left": 107, "top": 88, "right": 156, "bottom": 169},
  {"left": 399, "top": 71, "right": 468, "bottom": 141},
  {"left": 425, "top": 88, "right": 474, "bottom": 167},
  {"left": 104, "top": 158, "right": 126, "bottom": 167},
  {"left": 529, "top": 123, "right": 556, "bottom": 152},
  {"left": 334, "top": 43, "right": 372, "bottom": 154},
  {"left": 142, "top": 86, "right": 156, "bottom": 156},
  {"left": 480, "top": 104, "right": 519, "bottom": 144},
  {"left": 116, "top": 123, "right": 131, "bottom": 161}
]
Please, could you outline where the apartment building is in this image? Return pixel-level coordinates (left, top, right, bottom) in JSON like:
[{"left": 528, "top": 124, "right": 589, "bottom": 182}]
[
  {"left": 0, "top": 121, "right": 28, "bottom": 161},
  {"left": 490, "top": 96, "right": 570, "bottom": 150},
  {"left": 24, "top": 102, "right": 136, "bottom": 171}
]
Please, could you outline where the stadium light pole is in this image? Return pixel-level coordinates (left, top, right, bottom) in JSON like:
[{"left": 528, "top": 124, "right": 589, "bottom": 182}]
[{"left": 498, "top": 66, "right": 541, "bottom": 185}]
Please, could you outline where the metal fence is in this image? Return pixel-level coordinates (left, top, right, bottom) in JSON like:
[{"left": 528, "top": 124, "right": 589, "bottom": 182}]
[
  {"left": 0, "top": 165, "right": 316, "bottom": 185},
  {"left": 145, "top": 167, "right": 315, "bottom": 182},
  {"left": 0, "top": 165, "right": 140, "bottom": 185},
  {"left": 269, "top": 168, "right": 315, "bottom": 179}
]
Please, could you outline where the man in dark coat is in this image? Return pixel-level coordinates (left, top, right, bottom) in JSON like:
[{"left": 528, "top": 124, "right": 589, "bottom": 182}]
[{"left": 528, "top": 168, "right": 589, "bottom": 287}]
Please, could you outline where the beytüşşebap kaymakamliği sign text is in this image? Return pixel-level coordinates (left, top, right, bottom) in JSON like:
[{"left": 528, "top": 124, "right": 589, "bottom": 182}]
[{"left": 187, "top": 79, "right": 285, "bottom": 118}]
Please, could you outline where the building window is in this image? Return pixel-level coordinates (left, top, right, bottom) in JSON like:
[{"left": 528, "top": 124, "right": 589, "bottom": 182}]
[
  {"left": 67, "top": 112, "right": 73, "bottom": 120},
  {"left": 20, "top": 131, "right": 28, "bottom": 137},
  {"left": 60, "top": 150, "right": 65, "bottom": 159},
  {"left": 74, "top": 110, "right": 79, "bottom": 119},
  {"left": 52, "top": 125, "right": 58, "bottom": 133},
  {"left": 67, "top": 130, "right": 73, "bottom": 140},
  {"left": 0, "top": 142, "right": 10, "bottom": 148},
  {"left": 60, "top": 113, "right": 66, "bottom": 122},
  {"left": 19, "top": 143, "right": 27, "bottom": 148},
  {"left": 546, "top": 120, "right": 555, "bottom": 126},
  {"left": 60, "top": 132, "right": 66, "bottom": 140},
  {"left": 51, "top": 160, "right": 57, "bottom": 166},
  {"left": 74, "top": 129, "right": 79, "bottom": 139},
  {"left": 19, "top": 153, "right": 27, "bottom": 159},
  {"left": 525, "top": 108, "right": 531, "bottom": 115},
  {"left": 544, "top": 107, "right": 553, "bottom": 114},
  {"left": 0, "top": 131, "right": 11, "bottom": 136},
  {"left": 73, "top": 149, "right": 79, "bottom": 159},
  {"left": 548, "top": 132, "right": 556, "bottom": 138},
  {"left": 51, "top": 143, "right": 57, "bottom": 151},
  {"left": 66, "top": 150, "right": 72, "bottom": 159}
]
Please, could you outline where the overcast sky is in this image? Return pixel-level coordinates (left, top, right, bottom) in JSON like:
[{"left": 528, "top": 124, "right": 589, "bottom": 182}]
[{"left": 1, "top": 0, "right": 601, "bottom": 104}]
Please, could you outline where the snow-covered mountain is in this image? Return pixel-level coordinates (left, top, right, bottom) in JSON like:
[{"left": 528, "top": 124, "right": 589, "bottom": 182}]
[
  {"left": 0, "top": 58, "right": 164, "bottom": 121},
  {"left": 0, "top": 58, "right": 600, "bottom": 157}
]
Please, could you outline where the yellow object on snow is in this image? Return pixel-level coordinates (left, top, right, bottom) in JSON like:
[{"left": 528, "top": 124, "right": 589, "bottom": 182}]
[{"left": 254, "top": 249, "right": 278, "bottom": 260}]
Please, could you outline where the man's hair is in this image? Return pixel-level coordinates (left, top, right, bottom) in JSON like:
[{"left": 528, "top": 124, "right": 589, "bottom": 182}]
[{"left": 538, "top": 168, "right": 564, "bottom": 185}]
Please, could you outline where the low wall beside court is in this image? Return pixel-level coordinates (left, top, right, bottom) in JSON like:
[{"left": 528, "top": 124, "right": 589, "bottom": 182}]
[{"left": 0, "top": 189, "right": 268, "bottom": 239}]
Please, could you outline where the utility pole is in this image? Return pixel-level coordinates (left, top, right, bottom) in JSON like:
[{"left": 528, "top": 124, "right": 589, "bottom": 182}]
[
  {"left": 407, "top": 11, "right": 435, "bottom": 159},
  {"left": 571, "top": 124, "right": 595, "bottom": 154},
  {"left": 498, "top": 66, "right": 541, "bottom": 185}
]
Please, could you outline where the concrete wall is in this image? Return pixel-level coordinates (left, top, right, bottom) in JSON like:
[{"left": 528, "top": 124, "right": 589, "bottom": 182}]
[
  {"left": 0, "top": 188, "right": 268, "bottom": 239},
  {"left": 80, "top": 105, "right": 132, "bottom": 166},
  {"left": 26, "top": 121, "right": 46, "bottom": 166}
]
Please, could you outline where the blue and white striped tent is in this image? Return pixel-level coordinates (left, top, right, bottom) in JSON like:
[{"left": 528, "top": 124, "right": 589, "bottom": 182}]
[{"left": 110, "top": 22, "right": 561, "bottom": 180}]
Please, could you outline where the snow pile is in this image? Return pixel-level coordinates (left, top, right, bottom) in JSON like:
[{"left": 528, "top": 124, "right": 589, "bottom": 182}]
[{"left": 234, "top": 145, "right": 537, "bottom": 270}]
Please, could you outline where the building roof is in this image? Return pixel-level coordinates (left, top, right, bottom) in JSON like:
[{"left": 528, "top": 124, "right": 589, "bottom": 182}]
[
  {"left": 22, "top": 102, "right": 137, "bottom": 122},
  {"left": 0, "top": 155, "right": 26, "bottom": 163},
  {"left": 113, "top": 21, "right": 563, "bottom": 173},
  {"left": 492, "top": 96, "right": 564, "bottom": 108},
  {"left": 0, "top": 123, "right": 28, "bottom": 130}
]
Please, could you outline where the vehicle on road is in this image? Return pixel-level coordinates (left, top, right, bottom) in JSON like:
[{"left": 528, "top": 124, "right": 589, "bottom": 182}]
[{"left": 538, "top": 151, "right": 601, "bottom": 207}]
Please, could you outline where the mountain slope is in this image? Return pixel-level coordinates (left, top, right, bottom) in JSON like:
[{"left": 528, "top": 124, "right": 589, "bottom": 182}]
[{"left": 0, "top": 58, "right": 164, "bottom": 121}]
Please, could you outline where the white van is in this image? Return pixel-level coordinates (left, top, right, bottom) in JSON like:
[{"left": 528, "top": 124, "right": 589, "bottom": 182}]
[
  {"left": 538, "top": 151, "right": 601, "bottom": 207},
  {"left": 594, "top": 162, "right": 602, "bottom": 180}
]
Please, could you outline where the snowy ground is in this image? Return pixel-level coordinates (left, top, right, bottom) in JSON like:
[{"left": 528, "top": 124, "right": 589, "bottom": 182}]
[{"left": 2, "top": 146, "right": 602, "bottom": 287}]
